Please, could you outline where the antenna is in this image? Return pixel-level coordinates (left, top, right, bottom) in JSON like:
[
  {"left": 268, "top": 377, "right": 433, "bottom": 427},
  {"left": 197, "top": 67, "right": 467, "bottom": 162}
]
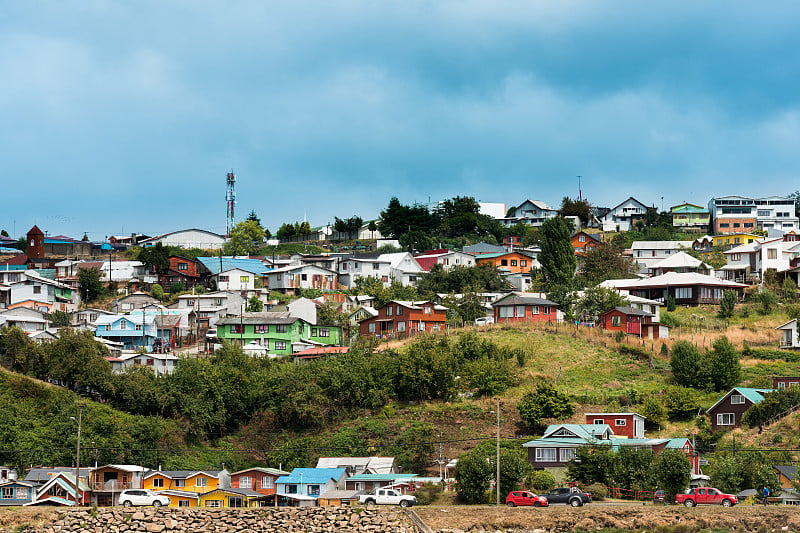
[
  {"left": 577, "top": 175, "right": 582, "bottom": 202},
  {"left": 225, "top": 171, "right": 236, "bottom": 236}
]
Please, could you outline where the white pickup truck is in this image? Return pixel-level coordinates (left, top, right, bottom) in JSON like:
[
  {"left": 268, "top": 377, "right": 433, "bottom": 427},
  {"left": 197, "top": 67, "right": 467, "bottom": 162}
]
[{"left": 358, "top": 488, "right": 417, "bottom": 508}]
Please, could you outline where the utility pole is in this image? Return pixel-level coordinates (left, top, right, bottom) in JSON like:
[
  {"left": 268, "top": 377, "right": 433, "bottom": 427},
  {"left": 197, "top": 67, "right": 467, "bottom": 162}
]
[
  {"left": 496, "top": 398, "right": 501, "bottom": 506},
  {"left": 71, "top": 405, "right": 83, "bottom": 505},
  {"left": 577, "top": 175, "right": 582, "bottom": 202}
]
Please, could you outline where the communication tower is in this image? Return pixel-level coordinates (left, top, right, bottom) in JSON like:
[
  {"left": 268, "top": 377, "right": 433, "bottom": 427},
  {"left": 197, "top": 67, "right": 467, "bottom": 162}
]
[{"left": 225, "top": 171, "right": 236, "bottom": 236}]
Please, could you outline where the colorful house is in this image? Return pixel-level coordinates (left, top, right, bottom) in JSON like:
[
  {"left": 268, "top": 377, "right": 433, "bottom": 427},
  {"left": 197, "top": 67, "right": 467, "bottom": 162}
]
[
  {"left": 217, "top": 313, "right": 340, "bottom": 356},
  {"left": 0, "top": 480, "right": 37, "bottom": 506},
  {"left": 358, "top": 300, "right": 447, "bottom": 338},
  {"left": 26, "top": 472, "right": 90, "bottom": 506},
  {"left": 230, "top": 467, "right": 287, "bottom": 496},
  {"left": 670, "top": 203, "right": 710, "bottom": 232},
  {"left": 491, "top": 293, "right": 560, "bottom": 324},
  {"left": 570, "top": 231, "right": 601, "bottom": 256},
  {"left": 199, "top": 487, "right": 261, "bottom": 508},
  {"left": 585, "top": 412, "right": 646, "bottom": 439},
  {"left": 706, "top": 387, "right": 775, "bottom": 433},
  {"left": 598, "top": 306, "right": 667, "bottom": 339},
  {"left": 157, "top": 256, "right": 209, "bottom": 291},
  {"left": 344, "top": 474, "right": 418, "bottom": 493},
  {"left": 143, "top": 470, "right": 229, "bottom": 495},
  {"left": 88, "top": 465, "right": 146, "bottom": 507},
  {"left": 94, "top": 314, "right": 158, "bottom": 351},
  {"left": 275, "top": 468, "right": 347, "bottom": 505},
  {"left": 475, "top": 251, "right": 535, "bottom": 274}
]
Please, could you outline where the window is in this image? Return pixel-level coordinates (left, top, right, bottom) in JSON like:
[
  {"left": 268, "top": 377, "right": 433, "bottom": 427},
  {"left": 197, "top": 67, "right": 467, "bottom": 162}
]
[
  {"left": 717, "top": 413, "right": 735, "bottom": 426},
  {"left": 318, "top": 328, "right": 329, "bottom": 337},
  {"left": 287, "top": 485, "right": 298, "bottom": 494},
  {"left": 153, "top": 478, "right": 164, "bottom": 488},
  {"left": 535, "top": 448, "right": 557, "bottom": 462},
  {"left": 424, "top": 306, "right": 432, "bottom": 314},
  {"left": 397, "top": 321, "right": 406, "bottom": 332},
  {"left": 514, "top": 305, "right": 525, "bottom": 317},
  {"left": 205, "top": 500, "right": 221, "bottom": 508},
  {"left": 175, "top": 479, "right": 185, "bottom": 488},
  {"left": 368, "top": 323, "right": 376, "bottom": 333},
  {"left": 276, "top": 324, "right": 286, "bottom": 333},
  {"left": 521, "top": 260, "right": 527, "bottom": 267},
  {"left": 381, "top": 276, "right": 388, "bottom": 282},
  {"left": 120, "top": 319, "right": 127, "bottom": 330},
  {"left": 720, "top": 223, "right": 730, "bottom": 228},
  {"left": 386, "top": 306, "right": 393, "bottom": 316},
  {"left": 178, "top": 500, "right": 190, "bottom": 507},
  {"left": 178, "top": 263, "right": 188, "bottom": 271},
  {"left": 729, "top": 253, "right": 740, "bottom": 261},
  {"left": 560, "top": 448, "right": 576, "bottom": 462},
  {"left": 615, "top": 419, "right": 627, "bottom": 426},
  {"left": 240, "top": 276, "right": 250, "bottom": 283},
  {"left": 311, "top": 328, "right": 317, "bottom": 336},
  {"left": 510, "top": 260, "right": 518, "bottom": 266},
  {"left": 500, "top": 259, "right": 508, "bottom": 266},
  {"left": 230, "top": 324, "right": 244, "bottom": 334},
  {"left": 579, "top": 234, "right": 586, "bottom": 242},
  {"left": 396, "top": 305, "right": 403, "bottom": 316},
  {"left": 768, "top": 248, "right": 778, "bottom": 260},
  {"left": 730, "top": 394, "right": 745, "bottom": 404},
  {"left": 744, "top": 222, "right": 754, "bottom": 228},
  {"left": 186, "top": 299, "right": 195, "bottom": 306},
  {"left": 675, "top": 287, "right": 692, "bottom": 299},
  {"left": 195, "top": 477, "right": 207, "bottom": 487},
  {"left": 1, "top": 487, "right": 11, "bottom": 499},
  {"left": 255, "top": 325, "right": 268, "bottom": 333},
  {"left": 261, "top": 476, "right": 273, "bottom": 489},
  {"left": 16, "top": 487, "right": 27, "bottom": 499},
  {"left": 611, "top": 315, "right": 621, "bottom": 327},
  {"left": 33, "top": 285, "right": 41, "bottom": 294},
  {"left": 593, "top": 419, "right": 604, "bottom": 424},
  {"left": 308, "top": 485, "right": 320, "bottom": 496},
  {"left": 275, "top": 341, "right": 286, "bottom": 351},
  {"left": 240, "top": 476, "right": 252, "bottom": 489},
  {"left": 778, "top": 381, "right": 786, "bottom": 389},
  {"left": 135, "top": 324, "right": 142, "bottom": 331},
  {"left": 531, "top": 305, "right": 539, "bottom": 315},
  {"left": 219, "top": 275, "right": 229, "bottom": 283}
]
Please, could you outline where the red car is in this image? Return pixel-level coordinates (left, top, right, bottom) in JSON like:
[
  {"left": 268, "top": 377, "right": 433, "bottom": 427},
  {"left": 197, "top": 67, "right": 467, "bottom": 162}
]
[{"left": 506, "top": 491, "right": 549, "bottom": 507}]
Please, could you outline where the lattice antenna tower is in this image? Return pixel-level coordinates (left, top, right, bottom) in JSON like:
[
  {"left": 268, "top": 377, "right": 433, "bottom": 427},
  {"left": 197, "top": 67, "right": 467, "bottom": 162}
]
[{"left": 225, "top": 171, "right": 236, "bottom": 236}]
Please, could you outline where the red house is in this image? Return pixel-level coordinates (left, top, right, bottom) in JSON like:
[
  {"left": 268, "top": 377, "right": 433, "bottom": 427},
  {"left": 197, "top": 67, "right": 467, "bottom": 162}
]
[
  {"left": 229, "top": 467, "right": 287, "bottom": 496},
  {"left": 585, "top": 412, "right": 646, "bottom": 439},
  {"left": 359, "top": 300, "right": 447, "bottom": 338},
  {"left": 491, "top": 293, "right": 560, "bottom": 323},
  {"left": 599, "top": 306, "right": 666, "bottom": 338},
  {"left": 570, "top": 231, "right": 601, "bottom": 256},
  {"left": 773, "top": 377, "right": 800, "bottom": 390},
  {"left": 157, "top": 256, "right": 208, "bottom": 290}
]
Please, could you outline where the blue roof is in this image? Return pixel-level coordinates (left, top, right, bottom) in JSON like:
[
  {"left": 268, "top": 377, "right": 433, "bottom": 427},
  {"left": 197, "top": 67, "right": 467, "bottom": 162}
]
[
  {"left": 276, "top": 468, "right": 346, "bottom": 485},
  {"left": 197, "top": 257, "right": 269, "bottom": 276}
]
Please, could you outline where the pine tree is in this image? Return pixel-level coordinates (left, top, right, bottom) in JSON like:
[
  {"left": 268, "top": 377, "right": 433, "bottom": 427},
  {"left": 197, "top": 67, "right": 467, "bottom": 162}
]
[{"left": 539, "top": 217, "right": 576, "bottom": 288}]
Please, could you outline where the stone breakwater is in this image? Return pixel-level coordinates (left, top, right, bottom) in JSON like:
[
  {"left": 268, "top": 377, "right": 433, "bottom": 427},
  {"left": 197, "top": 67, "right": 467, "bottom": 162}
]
[{"left": 13, "top": 507, "right": 417, "bottom": 533}]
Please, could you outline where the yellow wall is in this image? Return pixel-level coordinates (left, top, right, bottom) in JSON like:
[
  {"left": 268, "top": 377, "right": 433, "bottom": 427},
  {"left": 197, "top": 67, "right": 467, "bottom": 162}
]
[
  {"left": 143, "top": 475, "right": 172, "bottom": 491},
  {"left": 162, "top": 494, "right": 199, "bottom": 508},
  {"left": 185, "top": 473, "right": 220, "bottom": 493},
  {"left": 198, "top": 491, "right": 254, "bottom": 508}
]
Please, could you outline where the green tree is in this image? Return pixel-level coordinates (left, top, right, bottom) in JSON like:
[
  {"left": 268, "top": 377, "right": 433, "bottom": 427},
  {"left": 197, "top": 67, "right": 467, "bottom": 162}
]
[
  {"left": 454, "top": 450, "right": 492, "bottom": 504},
  {"left": 399, "top": 230, "right": 435, "bottom": 254},
  {"left": 670, "top": 340, "right": 701, "bottom": 388},
  {"left": 81, "top": 233, "right": 89, "bottom": 241},
  {"left": 567, "top": 447, "right": 618, "bottom": 486},
  {"left": 719, "top": 290, "right": 737, "bottom": 318},
  {"left": 527, "top": 470, "right": 556, "bottom": 492},
  {"left": 539, "top": 217, "right": 576, "bottom": 288},
  {"left": 225, "top": 220, "right": 265, "bottom": 255},
  {"left": 246, "top": 295, "right": 263, "bottom": 312},
  {"left": 46, "top": 311, "right": 71, "bottom": 328},
  {"left": 0, "top": 230, "right": 7, "bottom": 237},
  {"left": 151, "top": 283, "right": 165, "bottom": 301},
  {"left": 783, "top": 277, "right": 797, "bottom": 301},
  {"left": 614, "top": 447, "right": 656, "bottom": 492},
  {"left": 415, "top": 264, "right": 509, "bottom": 297},
  {"left": 708, "top": 336, "right": 740, "bottom": 391},
  {"left": 558, "top": 197, "right": 593, "bottom": 227},
  {"left": 488, "top": 448, "right": 532, "bottom": 498},
  {"left": 170, "top": 282, "right": 184, "bottom": 294},
  {"left": 367, "top": 220, "right": 378, "bottom": 238},
  {"left": 517, "top": 382, "right": 574, "bottom": 427},
  {"left": 276, "top": 222, "right": 297, "bottom": 240},
  {"left": 378, "top": 197, "right": 439, "bottom": 239},
  {"left": 756, "top": 288, "right": 778, "bottom": 315},
  {"left": 0, "top": 326, "right": 41, "bottom": 373},
  {"left": 652, "top": 449, "right": 691, "bottom": 502},
  {"left": 137, "top": 242, "right": 170, "bottom": 274},
  {"left": 40, "top": 329, "right": 113, "bottom": 394},
  {"left": 246, "top": 210, "right": 262, "bottom": 228},
  {"left": 78, "top": 267, "right": 104, "bottom": 302},
  {"left": 579, "top": 244, "right": 636, "bottom": 286},
  {"left": 667, "top": 295, "right": 676, "bottom": 312},
  {"left": 574, "top": 285, "right": 626, "bottom": 323},
  {"left": 462, "top": 357, "right": 516, "bottom": 397}
]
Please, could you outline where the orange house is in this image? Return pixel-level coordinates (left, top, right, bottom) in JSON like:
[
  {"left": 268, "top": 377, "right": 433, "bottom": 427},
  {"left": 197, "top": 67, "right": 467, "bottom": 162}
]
[
  {"left": 143, "top": 470, "right": 229, "bottom": 494},
  {"left": 359, "top": 300, "right": 447, "bottom": 338},
  {"left": 570, "top": 231, "right": 601, "bottom": 256},
  {"left": 475, "top": 252, "right": 534, "bottom": 274},
  {"left": 229, "top": 467, "right": 288, "bottom": 496}
]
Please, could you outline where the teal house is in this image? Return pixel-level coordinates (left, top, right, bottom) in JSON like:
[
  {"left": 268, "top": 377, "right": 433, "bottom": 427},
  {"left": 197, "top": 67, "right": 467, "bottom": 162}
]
[
  {"left": 670, "top": 203, "right": 710, "bottom": 232},
  {"left": 216, "top": 312, "right": 341, "bottom": 357}
]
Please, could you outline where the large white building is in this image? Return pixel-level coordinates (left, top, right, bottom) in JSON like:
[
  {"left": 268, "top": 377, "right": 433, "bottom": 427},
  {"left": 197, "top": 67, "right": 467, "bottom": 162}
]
[
  {"left": 708, "top": 195, "right": 799, "bottom": 235},
  {"left": 140, "top": 229, "right": 227, "bottom": 250}
]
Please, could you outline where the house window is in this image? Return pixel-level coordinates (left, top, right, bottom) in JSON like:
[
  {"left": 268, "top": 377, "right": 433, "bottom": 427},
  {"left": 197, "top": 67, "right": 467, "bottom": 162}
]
[
  {"left": 287, "top": 485, "right": 298, "bottom": 494},
  {"left": 675, "top": 287, "right": 692, "bottom": 299},
  {"left": 153, "top": 478, "right": 164, "bottom": 488},
  {"left": 778, "top": 381, "right": 786, "bottom": 389},
  {"left": 205, "top": 500, "right": 221, "bottom": 508},
  {"left": 318, "top": 328, "right": 329, "bottom": 337},
  {"left": 33, "top": 286, "right": 41, "bottom": 294},
  {"left": 240, "top": 276, "right": 250, "bottom": 283},
  {"left": 520, "top": 260, "right": 527, "bottom": 267},
  {"left": 120, "top": 319, "right": 127, "bottom": 330},
  {"left": 387, "top": 307, "right": 393, "bottom": 316},
  {"left": 424, "top": 306, "right": 431, "bottom": 314},
  {"left": 381, "top": 276, "right": 388, "bottom": 282},
  {"left": 397, "top": 321, "right": 406, "bottom": 332},
  {"left": 219, "top": 275, "right": 229, "bottom": 282},
  {"left": 730, "top": 394, "right": 745, "bottom": 404},
  {"left": 178, "top": 263, "right": 188, "bottom": 271},
  {"left": 615, "top": 419, "right": 627, "bottom": 426},
  {"left": 368, "top": 323, "right": 376, "bottom": 333},
  {"left": 276, "top": 274, "right": 281, "bottom": 281},
  {"left": 230, "top": 324, "right": 244, "bottom": 334},
  {"left": 276, "top": 324, "right": 286, "bottom": 333},
  {"left": 178, "top": 500, "right": 190, "bottom": 507},
  {"left": 510, "top": 260, "right": 517, "bottom": 266},
  {"left": 275, "top": 341, "right": 286, "bottom": 351},
  {"left": 373, "top": 263, "right": 379, "bottom": 270},
  {"left": 396, "top": 306, "right": 403, "bottom": 315},
  {"left": 768, "top": 249, "right": 778, "bottom": 260},
  {"left": 717, "top": 413, "right": 735, "bottom": 426},
  {"left": 531, "top": 305, "right": 539, "bottom": 315},
  {"left": 195, "top": 477, "right": 207, "bottom": 488},
  {"left": 308, "top": 485, "right": 320, "bottom": 496},
  {"left": 255, "top": 325, "right": 268, "bottom": 333},
  {"left": 560, "top": 448, "right": 576, "bottom": 462},
  {"left": 744, "top": 222, "right": 754, "bottom": 228},
  {"left": 593, "top": 419, "right": 604, "bottom": 425},
  {"left": 579, "top": 234, "right": 586, "bottom": 242},
  {"left": 261, "top": 476, "right": 273, "bottom": 489},
  {"left": 611, "top": 315, "right": 621, "bottom": 327},
  {"left": 311, "top": 328, "right": 317, "bottom": 336},
  {"left": 175, "top": 479, "right": 185, "bottom": 488},
  {"left": 16, "top": 487, "right": 27, "bottom": 499},
  {"left": 1, "top": 487, "right": 12, "bottom": 499},
  {"left": 729, "top": 254, "right": 740, "bottom": 261},
  {"left": 535, "top": 448, "right": 557, "bottom": 462},
  {"left": 500, "top": 259, "right": 508, "bottom": 266},
  {"left": 136, "top": 324, "right": 142, "bottom": 331},
  {"left": 240, "top": 476, "right": 252, "bottom": 489}
]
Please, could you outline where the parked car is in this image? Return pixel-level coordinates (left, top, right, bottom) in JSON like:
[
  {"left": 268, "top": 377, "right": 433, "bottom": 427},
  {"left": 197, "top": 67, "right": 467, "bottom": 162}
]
[
  {"left": 544, "top": 487, "right": 592, "bottom": 507},
  {"left": 358, "top": 488, "right": 416, "bottom": 508},
  {"left": 675, "top": 487, "right": 737, "bottom": 507},
  {"left": 118, "top": 489, "right": 170, "bottom": 508},
  {"left": 475, "top": 316, "right": 495, "bottom": 326},
  {"left": 506, "top": 491, "right": 549, "bottom": 507},
  {"left": 653, "top": 489, "right": 667, "bottom": 504}
]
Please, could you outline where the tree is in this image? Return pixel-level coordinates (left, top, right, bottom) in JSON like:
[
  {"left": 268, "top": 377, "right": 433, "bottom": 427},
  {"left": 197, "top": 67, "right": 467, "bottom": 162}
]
[
  {"left": 579, "top": 244, "right": 636, "bottom": 285},
  {"left": 0, "top": 230, "right": 7, "bottom": 237},
  {"left": 559, "top": 197, "right": 592, "bottom": 227},
  {"left": 575, "top": 286, "right": 626, "bottom": 323},
  {"left": 454, "top": 449, "right": 492, "bottom": 504},
  {"left": 756, "top": 288, "right": 778, "bottom": 315},
  {"left": 527, "top": 470, "right": 556, "bottom": 492},
  {"left": 378, "top": 197, "right": 439, "bottom": 238},
  {"left": 225, "top": 220, "right": 265, "bottom": 255},
  {"left": 81, "top": 233, "right": 89, "bottom": 242},
  {"left": 399, "top": 230, "right": 435, "bottom": 254},
  {"left": 137, "top": 242, "right": 170, "bottom": 274},
  {"left": 708, "top": 336, "right": 740, "bottom": 391},
  {"left": 40, "top": 329, "right": 113, "bottom": 394},
  {"left": 488, "top": 448, "right": 532, "bottom": 497},
  {"left": 670, "top": 340, "right": 701, "bottom": 388},
  {"left": 652, "top": 449, "right": 691, "bottom": 502},
  {"left": 539, "top": 217, "right": 576, "bottom": 288},
  {"left": 0, "top": 325, "right": 41, "bottom": 373},
  {"left": 78, "top": 267, "right": 104, "bottom": 303},
  {"left": 246, "top": 210, "right": 262, "bottom": 228},
  {"left": 567, "top": 447, "right": 618, "bottom": 486},
  {"left": 276, "top": 222, "right": 297, "bottom": 240},
  {"left": 517, "top": 382, "right": 573, "bottom": 427},
  {"left": 151, "top": 284, "right": 164, "bottom": 301},
  {"left": 46, "top": 311, "right": 71, "bottom": 328},
  {"left": 667, "top": 295, "right": 676, "bottom": 312},
  {"left": 367, "top": 220, "right": 378, "bottom": 239},
  {"left": 719, "top": 290, "right": 737, "bottom": 318},
  {"left": 415, "top": 264, "right": 509, "bottom": 297},
  {"left": 170, "top": 282, "right": 184, "bottom": 294},
  {"left": 246, "top": 295, "right": 263, "bottom": 312}
]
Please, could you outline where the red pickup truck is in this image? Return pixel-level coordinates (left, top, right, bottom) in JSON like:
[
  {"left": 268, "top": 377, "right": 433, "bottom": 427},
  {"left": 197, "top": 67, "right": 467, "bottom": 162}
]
[{"left": 675, "top": 487, "right": 738, "bottom": 507}]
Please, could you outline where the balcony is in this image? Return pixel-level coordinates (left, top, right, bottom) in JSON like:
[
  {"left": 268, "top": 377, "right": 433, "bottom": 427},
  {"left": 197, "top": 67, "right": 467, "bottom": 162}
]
[{"left": 90, "top": 480, "right": 136, "bottom": 491}]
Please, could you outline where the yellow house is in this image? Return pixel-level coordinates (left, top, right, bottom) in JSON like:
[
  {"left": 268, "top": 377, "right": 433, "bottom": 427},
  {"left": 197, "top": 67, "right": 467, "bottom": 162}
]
[
  {"left": 199, "top": 488, "right": 261, "bottom": 508},
  {"left": 695, "top": 233, "right": 761, "bottom": 250},
  {"left": 143, "top": 469, "right": 230, "bottom": 506},
  {"left": 157, "top": 490, "right": 201, "bottom": 508}
]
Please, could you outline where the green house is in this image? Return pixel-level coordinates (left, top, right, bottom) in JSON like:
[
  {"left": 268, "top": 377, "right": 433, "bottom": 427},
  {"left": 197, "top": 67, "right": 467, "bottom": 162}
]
[
  {"left": 671, "top": 203, "right": 710, "bottom": 230},
  {"left": 216, "top": 313, "right": 341, "bottom": 357}
]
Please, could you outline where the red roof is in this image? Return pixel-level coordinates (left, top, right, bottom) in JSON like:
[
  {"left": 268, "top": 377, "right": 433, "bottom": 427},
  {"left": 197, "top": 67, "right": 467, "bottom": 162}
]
[
  {"left": 28, "top": 225, "right": 44, "bottom": 236},
  {"left": 414, "top": 256, "right": 438, "bottom": 272},
  {"left": 293, "top": 346, "right": 349, "bottom": 357},
  {"left": 0, "top": 254, "right": 28, "bottom": 266}
]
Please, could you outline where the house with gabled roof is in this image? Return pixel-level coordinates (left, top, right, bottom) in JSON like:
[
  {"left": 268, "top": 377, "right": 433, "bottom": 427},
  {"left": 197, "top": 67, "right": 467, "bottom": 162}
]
[
  {"left": 0, "top": 480, "right": 37, "bottom": 506},
  {"left": 601, "top": 272, "right": 746, "bottom": 305},
  {"left": 600, "top": 197, "right": 649, "bottom": 232},
  {"left": 230, "top": 467, "right": 288, "bottom": 496},
  {"left": 216, "top": 312, "right": 340, "bottom": 356},
  {"left": 706, "top": 387, "right": 775, "bottom": 433},
  {"left": 143, "top": 469, "right": 230, "bottom": 496},
  {"left": 265, "top": 264, "right": 337, "bottom": 295},
  {"left": 671, "top": 203, "right": 710, "bottom": 232},
  {"left": 491, "top": 293, "right": 560, "bottom": 324},
  {"left": 275, "top": 468, "right": 347, "bottom": 506},
  {"left": 140, "top": 229, "right": 227, "bottom": 250},
  {"left": 599, "top": 306, "right": 667, "bottom": 339},
  {"left": 475, "top": 251, "right": 537, "bottom": 274},
  {"left": 88, "top": 465, "right": 147, "bottom": 506},
  {"left": 358, "top": 300, "right": 447, "bottom": 338},
  {"left": 776, "top": 319, "right": 800, "bottom": 350},
  {"left": 649, "top": 251, "right": 713, "bottom": 277},
  {"left": 25, "top": 472, "right": 90, "bottom": 506},
  {"left": 499, "top": 199, "right": 558, "bottom": 227}
]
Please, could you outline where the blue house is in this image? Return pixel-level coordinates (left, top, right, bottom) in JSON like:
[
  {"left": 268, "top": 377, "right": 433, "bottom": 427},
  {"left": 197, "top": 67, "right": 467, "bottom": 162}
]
[
  {"left": 94, "top": 313, "right": 158, "bottom": 351},
  {"left": 275, "top": 468, "right": 347, "bottom": 506},
  {"left": 0, "top": 480, "right": 37, "bottom": 506}
]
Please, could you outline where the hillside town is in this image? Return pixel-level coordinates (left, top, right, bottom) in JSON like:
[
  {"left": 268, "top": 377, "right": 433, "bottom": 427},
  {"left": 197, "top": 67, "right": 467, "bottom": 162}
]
[{"left": 2, "top": 190, "right": 800, "bottom": 511}]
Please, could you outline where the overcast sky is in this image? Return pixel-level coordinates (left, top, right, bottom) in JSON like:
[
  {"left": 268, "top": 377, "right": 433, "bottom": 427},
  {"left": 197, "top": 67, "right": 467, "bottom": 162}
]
[{"left": 3, "top": 1, "right": 800, "bottom": 239}]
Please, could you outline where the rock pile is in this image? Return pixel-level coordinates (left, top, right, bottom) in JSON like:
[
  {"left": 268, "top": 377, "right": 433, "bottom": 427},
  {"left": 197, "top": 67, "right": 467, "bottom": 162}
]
[{"left": 18, "top": 507, "right": 416, "bottom": 533}]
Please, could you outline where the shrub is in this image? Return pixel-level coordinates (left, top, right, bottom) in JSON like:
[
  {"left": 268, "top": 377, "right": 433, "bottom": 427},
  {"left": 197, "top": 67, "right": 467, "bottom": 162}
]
[
  {"left": 667, "top": 295, "right": 676, "bottom": 312},
  {"left": 151, "top": 284, "right": 164, "bottom": 301},
  {"left": 170, "top": 282, "right": 184, "bottom": 294},
  {"left": 659, "top": 312, "right": 682, "bottom": 328},
  {"left": 719, "top": 290, "right": 737, "bottom": 318},
  {"left": 410, "top": 483, "right": 443, "bottom": 505},
  {"left": 527, "top": 470, "right": 556, "bottom": 492},
  {"left": 580, "top": 483, "right": 608, "bottom": 501},
  {"left": 517, "top": 382, "right": 574, "bottom": 426}
]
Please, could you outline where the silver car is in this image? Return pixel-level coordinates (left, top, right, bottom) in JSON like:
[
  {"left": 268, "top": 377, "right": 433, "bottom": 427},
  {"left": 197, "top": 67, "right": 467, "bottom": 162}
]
[{"left": 118, "top": 489, "right": 170, "bottom": 508}]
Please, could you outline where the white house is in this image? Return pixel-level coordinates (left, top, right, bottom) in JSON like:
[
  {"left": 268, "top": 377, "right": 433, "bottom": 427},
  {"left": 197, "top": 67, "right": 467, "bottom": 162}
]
[
  {"left": 499, "top": 199, "right": 558, "bottom": 227},
  {"left": 630, "top": 241, "right": 693, "bottom": 273},
  {"left": 720, "top": 235, "right": 800, "bottom": 283},
  {"left": 265, "top": 264, "right": 338, "bottom": 294},
  {"left": 777, "top": 319, "right": 800, "bottom": 350},
  {"left": 140, "top": 229, "right": 227, "bottom": 250},
  {"left": 601, "top": 197, "right": 650, "bottom": 232},
  {"left": 649, "top": 251, "right": 714, "bottom": 277},
  {"left": 708, "top": 195, "right": 799, "bottom": 235},
  {"left": 171, "top": 291, "right": 246, "bottom": 329},
  {"left": 338, "top": 258, "right": 392, "bottom": 289},
  {"left": 380, "top": 252, "right": 425, "bottom": 286},
  {"left": 414, "top": 250, "right": 476, "bottom": 271},
  {"left": 215, "top": 268, "right": 261, "bottom": 292},
  {"left": 7, "top": 271, "right": 77, "bottom": 313},
  {"left": 106, "top": 351, "right": 178, "bottom": 376}
]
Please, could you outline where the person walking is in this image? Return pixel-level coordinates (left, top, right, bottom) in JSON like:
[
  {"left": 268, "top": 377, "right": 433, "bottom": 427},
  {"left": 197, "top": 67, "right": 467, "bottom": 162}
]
[{"left": 762, "top": 485, "right": 770, "bottom": 506}]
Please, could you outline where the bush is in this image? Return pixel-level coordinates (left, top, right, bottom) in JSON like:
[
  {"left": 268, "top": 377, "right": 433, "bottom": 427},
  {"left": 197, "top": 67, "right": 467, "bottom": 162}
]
[
  {"left": 527, "top": 470, "right": 555, "bottom": 492},
  {"left": 659, "top": 312, "right": 681, "bottom": 328},
  {"left": 517, "top": 382, "right": 574, "bottom": 426},
  {"left": 410, "top": 483, "right": 443, "bottom": 505},
  {"left": 151, "top": 284, "right": 164, "bottom": 301},
  {"left": 719, "top": 290, "right": 737, "bottom": 318},
  {"left": 170, "top": 282, "right": 184, "bottom": 294},
  {"left": 667, "top": 295, "right": 676, "bottom": 312},
  {"left": 579, "top": 483, "right": 608, "bottom": 501}
]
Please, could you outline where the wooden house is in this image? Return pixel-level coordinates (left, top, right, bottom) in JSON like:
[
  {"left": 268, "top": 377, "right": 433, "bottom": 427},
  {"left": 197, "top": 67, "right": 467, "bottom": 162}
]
[
  {"left": 358, "top": 300, "right": 447, "bottom": 339},
  {"left": 230, "top": 467, "right": 287, "bottom": 496},
  {"left": 475, "top": 251, "right": 535, "bottom": 274},
  {"left": 598, "top": 306, "right": 667, "bottom": 338},
  {"left": 0, "top": 480, "right": 37, "bottom": 506},
  {"left": 26, "top": 472, "right": 90, "bottom": 506},
  {"left": 585, "top": 412, "right": 646, "bottom": 439},
  {"left": 199, "top": 488, "right": 261, "bottom": 508},
  {"left": 706, "top": 387, "right": 774, "bottom": 433},
  {"left": 88, "top": 465, "right": 146, "bottom": 507},
  {"left": 777, "top": 320, "right": 800, "bottom": 350},
  {"left": 491, "top": 293, "right": 560, "bottom": 324},
  {"left": 570, "top": 231, "right": 601, "bottom": 256},
  {"left": 773, "top": 376, "right": 800, "bottom": 390}
]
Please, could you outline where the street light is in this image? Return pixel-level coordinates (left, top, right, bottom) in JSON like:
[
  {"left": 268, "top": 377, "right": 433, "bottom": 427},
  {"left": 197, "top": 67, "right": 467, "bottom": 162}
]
[
  {"left": 490, "top": 398, "right": 500, "bottom": 505},
  {"left": 70, "top": 405, "right": 83, "bottom": 506}
]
